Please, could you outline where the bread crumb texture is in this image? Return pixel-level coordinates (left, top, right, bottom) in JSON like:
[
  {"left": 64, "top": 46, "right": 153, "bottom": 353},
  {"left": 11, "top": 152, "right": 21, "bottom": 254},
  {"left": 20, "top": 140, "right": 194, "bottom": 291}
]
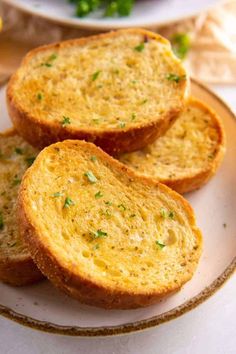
[
  {"left": 21, "top": 140, "right": 202, "bottom": 298},
  {"left": 119, "top": 98, "right": 225, "bottom": 181},
  {"left": 0, "top": 131, "right": 38, "bottom": 259},
  {"left": 11, "top": 29, "right": 187, "bottom": 131}
]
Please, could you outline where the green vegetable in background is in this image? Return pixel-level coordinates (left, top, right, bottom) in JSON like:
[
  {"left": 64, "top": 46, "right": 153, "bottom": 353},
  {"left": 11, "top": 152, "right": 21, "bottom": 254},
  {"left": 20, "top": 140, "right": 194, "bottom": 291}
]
[
  {"left": 171, "top": 33, "right": 191, "bottom": 60},
  {"left": 69, "top": 0, "right": 135, "bottom": 18}
]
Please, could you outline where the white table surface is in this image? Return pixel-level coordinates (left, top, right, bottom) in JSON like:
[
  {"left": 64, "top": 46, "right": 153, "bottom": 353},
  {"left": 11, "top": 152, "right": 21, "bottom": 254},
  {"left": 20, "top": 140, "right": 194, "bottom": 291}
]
[{"left": 0, "top": 84, "right": 235, "bottom": 354}]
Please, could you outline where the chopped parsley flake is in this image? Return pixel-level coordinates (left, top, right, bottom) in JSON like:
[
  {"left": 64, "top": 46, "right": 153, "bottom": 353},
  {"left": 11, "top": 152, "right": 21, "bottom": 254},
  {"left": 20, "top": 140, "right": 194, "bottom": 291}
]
[
  {"left": 92, "top": 70, "right": 101, "bottom": 81},
  {"left": 12, "top": 178, "right": 21, "bottom": 186},
  {"left": 61, "top": 116, "right": 71, "bottom": 127},
  {"left": 166, "top": 73, "right": 186, "bottom": 83},
  {"left": 156, "top": 240, "right": 166, "bottom": 249},
  {"left": 95, "top": 191, "right": 103, "bottom": 199},
  {"left": 25, "top": 157, "right": 36, "bottom": 166},
  {"left": 119, "top": 122, "right": 126, "bottom": 128},
  {"left": 48, "top": 53, "right": 58, "bottom": 61},
  {"left": 63, "top": 197, "right": 75, "bottom": 208},
  {"left": 106, "top": 209, "right": 112, "bottom": 217},
  {"left": 92, "top": 119, "right": 100, "bottom": 124},
  {"left": 131, "top": 113, "right": 136, "bottom": 121},
  {"left": 141, "top": 99, "right": 148, "bottom": 105},
  {"left": 91, "top": 229, "right": 108, "bottom": 239},
  {"left": 52, "top": 192, "right": 64, "bottom": 197},
  {"left": 0, "top": 212, "right": 4, "bottom": 230},
  {"left": 84, "top": 171, "right": 97, "bottom": 183},
  {"left": 15, "top": 147, "right": 23, "bottom": 155},
  {"left": 41, "top": 53, "right": 57, "bottom": 67},
  {"left": 102, "top": 209, "right": 112, "bottom": 218},
  {"left": 160, "top": 208, "right": 167, "bottom": 218},
  {"left": 118, "top": 204, "right": 126, "bottom": 211},
  {"left": 93, "top": 244, "right": 100, "bottom": 250},
  {"left": 37, "top": 93, "right": 43, "bottom": 100},
  {"left": 134, "top": 43, "right": 145, "bottom": 52},
  {"left": 41, "top": 63, "right": 52, "bottom": 68},
  {"left": 90, "top": 156, "right": 97, "bottom": 162},
  {"left": 105, "top": 201, "right": 112, "bottom": 206},
  {"left": 169, "top": 211, "right": 175, "bottom": 219}
]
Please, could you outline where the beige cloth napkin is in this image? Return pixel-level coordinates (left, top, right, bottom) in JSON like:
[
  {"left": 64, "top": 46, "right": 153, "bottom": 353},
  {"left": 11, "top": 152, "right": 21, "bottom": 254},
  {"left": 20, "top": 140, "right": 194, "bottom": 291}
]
[{"left": 0, "top": 1, "right": 236, "bottom": 83}]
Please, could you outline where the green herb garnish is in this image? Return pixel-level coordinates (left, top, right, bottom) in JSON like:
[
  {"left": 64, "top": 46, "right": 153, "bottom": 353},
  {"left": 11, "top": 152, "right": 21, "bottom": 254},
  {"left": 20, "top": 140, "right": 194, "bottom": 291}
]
[
  {"left": 42, "top": 63, "right": 52, "bottom": 68},
  {"left": 166, "top": 73, "right": 186, "bottom": 83},
  {"left": 90, "top": 229, "right": 108, "bottom": 239},
  {"left": 41, "top": 53, "right": 57, "bottom": 67},
  {"left": 134, "top": 42, "right": 145, "bottom": 52},
  {"left": 25, "top": 157, "right": 36, "bottom": 166},
  {"left": 37, "top": 93, "right": 43, "bottom": 101},
  {"left": 119, "top": 122, "right": 126, "bottom": 128},
  {"left": 12, "top": 178, "right": 21, "bottom": 186},
  {"left": 131, "top": 113, "right": 136, "bottom": 121},
  {"left": 63, "top": 197, "right": 75, "bottom": 208},
  {"left": 141, "top": 99, "right": 148, "bottom": 105},
  {"left": 61, "top": 116, "right": 71, "bottom": 127},
  {"left": 156, "top": 240, "right": 166, "bottom": 249},
  {"left": 105, "top": 201, "right": 112, "bottom": 206},
  {"left": 169, "top": 211, "right": 175, "bottom": 219},
  {"left": 15, "top": 147, "right": 23, "bottom": 155},
  {"left": 171, "top": 33, "right": 191, "bottom": 60},
  {"left": 118, "top": 204, "right": 126, "bottom": 211},
  {"left": 0, "top": 212, "right": 4, "bottom": 230},
  {"left": 48, "top": 53, "right": 58, "bottom": 61},
  {"left": 160, "top": 208, "right": 167, "bottom": 218},
  {"left": 90, "top": 156, "right": 97, "bottom": 162},
  {"left": 92, "top": 70, "right": 101, "bottom": 81},
  {"left": 92, "top": 119, "right": 100, "bottom": 125},
  {"left": 52, "top": 192, "right": 64, "bottom": 197},
  {"left": 84, "top": 171, "right": 97, "bottom": 183},
  {"left": 74, "top": 0, "right": 134, "bottom": 18},
  {"left": 93, "top": 244, "right": 100, "bottom": 250},
  {"left": 105, "top": 209, "right": 112, "bottom": 218},
  {"left": 95, "top": 191, "right": 103, "bottom": 199}
]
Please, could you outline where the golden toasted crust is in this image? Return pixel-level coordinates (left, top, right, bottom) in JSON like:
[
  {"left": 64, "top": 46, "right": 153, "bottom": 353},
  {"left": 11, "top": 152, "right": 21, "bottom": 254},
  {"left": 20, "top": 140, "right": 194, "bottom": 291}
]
[
  {"left": 7, "top": 28, "right": 188, "bottom": 154},
  {"left": 0, "top": 256, "right": 43, "bottom": 286},
  {"left": 18, "top": 140, "right": 202, "bottom": 309},
  {"left": 0, "top": 129, "right": 43, "bottom": 286},
  {"left": 119, "top": 98, "right": 226, "bottom": 194}
]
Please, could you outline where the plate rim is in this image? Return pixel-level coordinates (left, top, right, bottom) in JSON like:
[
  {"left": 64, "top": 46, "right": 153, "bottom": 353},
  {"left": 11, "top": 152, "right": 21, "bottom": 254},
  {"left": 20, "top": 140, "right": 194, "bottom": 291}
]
[
  {"left": 0, "top": 78, "right": 235, "bottom": 336},
  {"left": 1, "top": 0, "right": 220, "bottom": 30}
]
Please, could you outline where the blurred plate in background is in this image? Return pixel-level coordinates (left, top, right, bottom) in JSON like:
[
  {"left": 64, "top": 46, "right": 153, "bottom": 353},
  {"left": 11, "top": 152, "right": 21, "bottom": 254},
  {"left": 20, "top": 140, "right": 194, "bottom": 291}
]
[{"left": 2, "top": 0, "right": 220, "bottom": 30}]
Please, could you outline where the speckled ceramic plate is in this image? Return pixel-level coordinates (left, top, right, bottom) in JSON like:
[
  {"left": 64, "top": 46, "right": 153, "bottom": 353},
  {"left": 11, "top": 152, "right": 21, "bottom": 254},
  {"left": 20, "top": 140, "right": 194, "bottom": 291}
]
[
  {"left": 2, "top": 0, "right": 220, "bottom": 30},
  {"left": 0, "top": 79, "right": 235, "bottom": 336}
]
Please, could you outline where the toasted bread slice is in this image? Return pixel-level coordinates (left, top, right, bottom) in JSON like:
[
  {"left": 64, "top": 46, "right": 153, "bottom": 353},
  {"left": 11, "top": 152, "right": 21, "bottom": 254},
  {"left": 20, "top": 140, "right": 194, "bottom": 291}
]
[
  {"left": 18, "top": 140, "right": 202, "bottom": 309},
  {"left": 7, "top": 28, "right": 188, "bottom": 154},
  {"left": 0, "top": 129, "right": 43, "bottom": 286},
  {"left": 119, "top": 98, "right": 226, "bottom": 194}
]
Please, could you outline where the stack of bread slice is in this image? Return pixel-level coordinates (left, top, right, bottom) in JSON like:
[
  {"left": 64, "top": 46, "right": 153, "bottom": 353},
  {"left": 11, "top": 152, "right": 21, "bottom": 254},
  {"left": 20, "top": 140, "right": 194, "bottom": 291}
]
[{"left": 0, "top": 29, "right": 225, "bottom": 309}]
